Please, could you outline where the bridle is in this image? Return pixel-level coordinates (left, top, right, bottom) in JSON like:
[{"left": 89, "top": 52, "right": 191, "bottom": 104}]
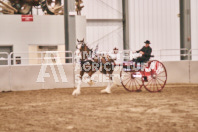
[
  {"left": 76, "top": 41, "right": 86, "bottom": 52},
  {"left": 76, "top": 41, "right": 93, "bottom": 61}
]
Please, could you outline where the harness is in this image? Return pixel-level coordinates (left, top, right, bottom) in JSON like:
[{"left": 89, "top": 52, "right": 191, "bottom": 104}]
[{"left": 77, "top": 41, "right": 115, "bottom": 72}]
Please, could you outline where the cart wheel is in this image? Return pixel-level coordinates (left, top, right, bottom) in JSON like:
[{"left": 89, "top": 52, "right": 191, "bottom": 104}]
[
  {"left": 143, "top": 60, "right": 167, "bottom": 92},
  {"left": 120, "top": 70, "right": 143, "bottom": 92}
]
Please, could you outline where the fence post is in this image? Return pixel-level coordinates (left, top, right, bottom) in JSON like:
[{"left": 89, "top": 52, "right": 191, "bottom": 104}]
[
  {"left": 8, "top": 52, "right": 12, "bottom": 66},
  {"left": 188, "top": 49, "right": 191, "bottom": 60}
]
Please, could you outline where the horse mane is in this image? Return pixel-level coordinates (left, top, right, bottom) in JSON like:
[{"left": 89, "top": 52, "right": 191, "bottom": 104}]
[
  {"left": 80, "top": 43, "right": 93, "bottom": 60},
  {"left": 85, "top": 43, "right": 93, "bottom": 52}
]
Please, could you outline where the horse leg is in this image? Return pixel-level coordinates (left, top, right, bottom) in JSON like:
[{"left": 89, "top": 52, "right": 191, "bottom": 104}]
[
  {"left": 86, "top": 71, "right": 96, "bottom": 86},
  {"left": 72, "top": 71, "right": 84, "bottom": 96},
  {"left": 101, "top": 74, "right": 113, "bottom": 94}
]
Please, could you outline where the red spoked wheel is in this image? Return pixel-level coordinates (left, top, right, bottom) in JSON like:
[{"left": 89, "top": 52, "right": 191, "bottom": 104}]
[
  {"left": 142, "top": 60, "right": 167, "bottom": 92},
  {"left": 120, "top": 70, "right": 143, "bottom": 92}
]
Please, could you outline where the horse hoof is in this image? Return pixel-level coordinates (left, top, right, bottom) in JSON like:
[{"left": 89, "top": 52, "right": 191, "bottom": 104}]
[
  {"left": 101, "top": 89, "right": 111, "bottom": 94},
  {"left": 87, "top": 81, "right": 94, "bottom": 86},
  {"left": 72, "top": 90, "right": 81, "bottom": 96}
]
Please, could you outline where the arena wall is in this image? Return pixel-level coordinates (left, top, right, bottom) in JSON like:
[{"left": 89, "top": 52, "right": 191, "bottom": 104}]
[
  {"left": 0, "top": 61, "right": 197, "bottom": 92},
  {"left": 189, "top": 61, "right": 198, "bottom": 84},
  {"left": 42, "top": 64, "right": 75, "bottom": 89},
  {"left": 10, "top": 65, "right": 43, "bottom": 91},
  {"left": 0, "top": 64, "right": 74, "bottom": 92},
  {"left": 163, "top": 61, "right": 190, "bottom": 84},
  {"left": 0, "top": 66, "right": 10, "bottom": 91}
]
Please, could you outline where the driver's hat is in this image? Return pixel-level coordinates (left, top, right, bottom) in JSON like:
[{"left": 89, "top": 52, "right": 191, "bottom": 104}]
[{"left": 144, "top": 40, "right": 151, "bottom": 44}]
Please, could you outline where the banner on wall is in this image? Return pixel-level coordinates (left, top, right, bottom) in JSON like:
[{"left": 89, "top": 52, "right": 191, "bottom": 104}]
[{"left": 21, "top": 15, "right": 33, "bottom": 22}]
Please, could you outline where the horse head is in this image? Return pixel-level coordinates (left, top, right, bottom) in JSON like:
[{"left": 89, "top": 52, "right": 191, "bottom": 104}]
[
  {"left": 76, "top": 38, "right": 86, "bottom": 51},
  {"left": 76, "top": 39, "right": 93, "bottom": 60}
]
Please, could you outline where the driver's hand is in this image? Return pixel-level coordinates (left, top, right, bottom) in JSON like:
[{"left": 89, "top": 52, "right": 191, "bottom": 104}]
[{"left": 140, "top": 51, "right": 144, "bottom": 54}]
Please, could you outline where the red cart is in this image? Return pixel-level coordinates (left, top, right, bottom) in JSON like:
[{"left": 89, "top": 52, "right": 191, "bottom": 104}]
[{"left": 120, "top": 59, "right": 167, "bottom": 92}]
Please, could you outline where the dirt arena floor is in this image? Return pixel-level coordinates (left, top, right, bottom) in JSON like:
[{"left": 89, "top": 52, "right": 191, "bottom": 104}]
[{"left": 0, "top": 85, "right": 198, "bottom": 132}]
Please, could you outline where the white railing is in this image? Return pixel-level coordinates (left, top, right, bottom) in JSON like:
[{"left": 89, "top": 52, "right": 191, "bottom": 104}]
[
  {"left": 123, "top": 48, "right": 190, "bottom": 61},
  {"left": 1, "top": 49, "right": 198, "bottom": 66},
  {"left": 0, "top": 52, "right": 9, "bottom": 65},
  {"left": 158, "top": 48, "right": 189, "bottom": 61},
  {"left": 8, "top": 51, "right": 73, "bottom": 65}
]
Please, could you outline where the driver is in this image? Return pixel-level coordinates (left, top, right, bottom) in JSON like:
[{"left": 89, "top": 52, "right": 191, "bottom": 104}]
[{"left": 134, "top": 40, "right": 152, "bottom": 64}]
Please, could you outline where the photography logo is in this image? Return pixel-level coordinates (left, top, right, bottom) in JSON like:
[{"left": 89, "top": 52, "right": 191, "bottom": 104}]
[{"left": 36, "top": 51, "right": 68, "bottom": 83}]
